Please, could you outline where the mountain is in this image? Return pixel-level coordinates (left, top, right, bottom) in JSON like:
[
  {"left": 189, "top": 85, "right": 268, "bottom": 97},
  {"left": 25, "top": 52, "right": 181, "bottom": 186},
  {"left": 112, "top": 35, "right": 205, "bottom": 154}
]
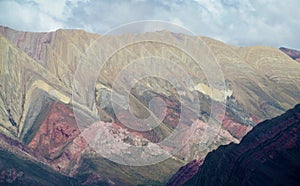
[
  {"left": 0, "top": 133, "right": 79, "bottom": 185},
  {"left": 280, "top": 47, "right": 300, "bottom": 63},
  {"left": 0, "top": 26, "right": 300, "bottom": 185},
  {"left": 177, "top": 104, "right": 300, "bottom": 186}
]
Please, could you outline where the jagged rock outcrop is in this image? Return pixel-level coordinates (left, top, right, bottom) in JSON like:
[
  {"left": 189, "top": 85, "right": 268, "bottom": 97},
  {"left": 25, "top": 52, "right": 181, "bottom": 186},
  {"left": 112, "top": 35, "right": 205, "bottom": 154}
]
[
  {"left": 183, "top": 104, "right": 300, "bottom": 186},
  {"left": 27, "top": 102, "right": 83, "bottom": 173},
  {"left": 280, "top": 47, "right": 300, "bottom": 63}
]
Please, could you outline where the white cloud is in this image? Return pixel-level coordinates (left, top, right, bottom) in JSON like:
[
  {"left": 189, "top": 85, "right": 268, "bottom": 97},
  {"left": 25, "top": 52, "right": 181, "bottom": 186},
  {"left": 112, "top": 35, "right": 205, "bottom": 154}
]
[
  {"left": 33, "top": 0, "right": 67, "bottom": 20},
  {"left": 0, "top": 0, "right": 64, "bottom": 31},
  {"left": 0, "top": 0, "right": 299, "bottom": 49}
]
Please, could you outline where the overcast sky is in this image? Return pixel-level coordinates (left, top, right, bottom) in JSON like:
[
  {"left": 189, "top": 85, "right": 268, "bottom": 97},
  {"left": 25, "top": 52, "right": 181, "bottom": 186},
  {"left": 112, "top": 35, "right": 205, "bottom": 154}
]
[{"left": 0, "top": 0, "right": 299, "bottom": 49}]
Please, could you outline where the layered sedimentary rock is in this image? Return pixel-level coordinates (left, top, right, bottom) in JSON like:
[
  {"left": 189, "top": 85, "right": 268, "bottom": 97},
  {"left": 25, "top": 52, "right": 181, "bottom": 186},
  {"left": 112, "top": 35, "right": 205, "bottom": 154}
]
[
  {"left": 1, "top": 26, "right": 300, "bottom": 185},
  {"left": 0, "top": 133, "right": 79, "bottom": 185},
  {"left": 182, "top": 104, "right": 300, "bottom": 186},
  {"left": 280, "top": 47, "right": 300, "bottom": 63}
]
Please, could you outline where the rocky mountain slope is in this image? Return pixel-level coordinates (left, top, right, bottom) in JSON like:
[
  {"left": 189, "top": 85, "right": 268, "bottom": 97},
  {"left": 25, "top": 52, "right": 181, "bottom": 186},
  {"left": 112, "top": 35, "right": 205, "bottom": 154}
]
[
  {"left": 0, "top": 26, "right": 300, "bottom": 185},
  {"left": 179, "top": 104, "right": 300, "bottom": 186},
  {"left": 280, "top": 47, "right": 300, "bottom": 63},
  {"left": 0, "top": 133, "right": 79, "bottom": 185}
]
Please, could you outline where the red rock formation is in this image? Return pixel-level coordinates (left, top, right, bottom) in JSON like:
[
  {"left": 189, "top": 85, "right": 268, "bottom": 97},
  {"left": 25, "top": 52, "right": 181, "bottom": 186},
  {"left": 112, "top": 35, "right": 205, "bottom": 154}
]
[
  {"left": 222, "top": 115, "right": 252, "bottom": 139},
  {"left": 28, "top": 102, "right": 86, "bottom": 173}
]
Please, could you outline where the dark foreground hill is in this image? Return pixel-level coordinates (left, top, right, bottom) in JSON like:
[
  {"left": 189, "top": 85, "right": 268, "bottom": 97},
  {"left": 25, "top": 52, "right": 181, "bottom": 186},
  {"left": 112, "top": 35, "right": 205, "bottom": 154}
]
[{"left": 167, "top": 104, "right": 300, "bottom": 186}]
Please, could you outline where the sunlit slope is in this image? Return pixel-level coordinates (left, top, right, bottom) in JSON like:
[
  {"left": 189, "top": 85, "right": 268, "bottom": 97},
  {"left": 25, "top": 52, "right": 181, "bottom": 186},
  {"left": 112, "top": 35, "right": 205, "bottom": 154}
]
[
  {"left": 201, "top": 37, "right": 300, "bottom": 120},
  {"left": 0, "top": 34, "right": 75, "bottom": 138},
  {"left": 0, "top": 26, "right": 300, "bottom": 185}
]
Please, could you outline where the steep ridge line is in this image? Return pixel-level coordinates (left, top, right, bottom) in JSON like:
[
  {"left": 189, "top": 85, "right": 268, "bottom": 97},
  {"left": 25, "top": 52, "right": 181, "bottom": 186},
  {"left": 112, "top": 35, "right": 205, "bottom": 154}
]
[{"left": 180, "top": 104, "right": 300, "bottom": 185}]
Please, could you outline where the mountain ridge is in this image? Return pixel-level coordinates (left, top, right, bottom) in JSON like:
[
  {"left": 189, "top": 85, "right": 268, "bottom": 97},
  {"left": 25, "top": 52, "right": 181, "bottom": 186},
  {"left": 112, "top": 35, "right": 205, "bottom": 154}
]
[
  {"left": 179, "top": 103, "right": 300, "bottom": 185},
  {"left": 0, "top": 26, "right": 300, "bottom": 185}
]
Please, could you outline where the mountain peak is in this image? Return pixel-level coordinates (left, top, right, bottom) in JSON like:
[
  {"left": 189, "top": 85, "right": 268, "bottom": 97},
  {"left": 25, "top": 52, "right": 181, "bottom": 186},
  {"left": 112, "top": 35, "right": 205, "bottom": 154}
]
[{"left": 279, "top": 47, "right": 300, "bottom": 63}]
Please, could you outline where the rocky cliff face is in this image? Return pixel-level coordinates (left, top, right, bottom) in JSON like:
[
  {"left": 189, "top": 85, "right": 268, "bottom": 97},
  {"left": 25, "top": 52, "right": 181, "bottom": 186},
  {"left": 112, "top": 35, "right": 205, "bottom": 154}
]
[
  {"left": 180, "top": 104, "right": 300, "bottom": 186},
  {"left": 1, "top": 26, "right": 300, "bottom": 185}
]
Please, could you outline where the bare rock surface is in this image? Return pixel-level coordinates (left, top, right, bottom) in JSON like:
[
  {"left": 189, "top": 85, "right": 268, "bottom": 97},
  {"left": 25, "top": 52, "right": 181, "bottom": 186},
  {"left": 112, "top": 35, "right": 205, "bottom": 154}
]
[{"left": 0, "top": 26, "right": 300, "bottom": 185}]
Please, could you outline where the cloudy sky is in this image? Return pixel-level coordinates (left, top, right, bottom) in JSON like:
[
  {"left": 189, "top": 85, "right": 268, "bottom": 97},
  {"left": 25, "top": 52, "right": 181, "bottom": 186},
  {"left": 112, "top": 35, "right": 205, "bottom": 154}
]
[{"left": 0, "top": 0, "right": 299, "bottom": 49}]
